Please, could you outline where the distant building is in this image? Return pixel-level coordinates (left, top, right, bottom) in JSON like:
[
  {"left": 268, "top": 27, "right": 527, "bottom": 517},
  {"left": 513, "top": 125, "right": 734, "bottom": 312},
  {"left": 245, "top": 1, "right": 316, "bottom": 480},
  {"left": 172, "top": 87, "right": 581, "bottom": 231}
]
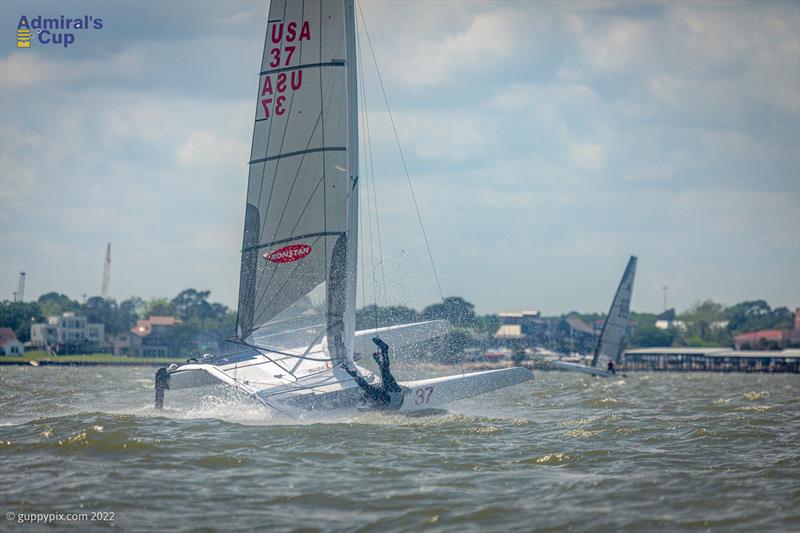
[
  {"left": 557, "top": 316, "right": 599, "bottom": 354},
  {"left": 495, "top": 310, "right": 547, "bottom": 342},
  {"left": 30, "top": 313, "right": 104, "bottom": 354},
  {"left": 733, "top": 308, "right": 800, "bottom": 350},
  {"left": 655, "top": 319, "right": 687, "bottom": 331},
  {"left": 123, "top": 316, "right": 182, "bottom": 357},
  {"left": 0, "top": 328, "right": 24, "bottom": 355}
]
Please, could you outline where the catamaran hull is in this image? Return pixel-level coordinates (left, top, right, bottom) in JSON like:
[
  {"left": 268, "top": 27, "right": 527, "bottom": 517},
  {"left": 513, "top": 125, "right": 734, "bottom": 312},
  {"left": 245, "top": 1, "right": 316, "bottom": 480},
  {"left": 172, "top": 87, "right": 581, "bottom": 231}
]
[
  {"left": 552, "top": 360, "right": 618, "bottom": 377},
  {"left": 396, "top": 367, "right": 533, "bottom": 412},
  {"left": 159, "top": 364, "right": 533, "bottom": 414}
]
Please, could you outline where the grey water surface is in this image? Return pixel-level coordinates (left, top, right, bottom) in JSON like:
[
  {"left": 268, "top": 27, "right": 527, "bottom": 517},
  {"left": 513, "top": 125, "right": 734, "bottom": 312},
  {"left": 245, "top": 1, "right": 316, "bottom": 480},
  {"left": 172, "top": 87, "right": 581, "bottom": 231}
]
[{"left": 1, "top": 367, "right": 798, "bottom": 532}]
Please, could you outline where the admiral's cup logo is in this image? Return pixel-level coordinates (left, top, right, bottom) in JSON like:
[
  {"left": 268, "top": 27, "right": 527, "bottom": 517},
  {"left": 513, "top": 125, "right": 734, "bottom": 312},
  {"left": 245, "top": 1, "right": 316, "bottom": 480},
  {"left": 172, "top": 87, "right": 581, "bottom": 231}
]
[
  {"left": 16, "top": 17, "right": 31, "bottom": 48},
  {"left": 264, "top": 244, "right": 312, "bottom": 264}
]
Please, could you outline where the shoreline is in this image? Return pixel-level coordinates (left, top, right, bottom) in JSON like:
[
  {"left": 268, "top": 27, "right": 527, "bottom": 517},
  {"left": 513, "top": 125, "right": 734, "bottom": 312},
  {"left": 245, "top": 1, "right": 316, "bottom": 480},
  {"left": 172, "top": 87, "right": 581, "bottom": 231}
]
[{"left": 0, "top": 360, "right": 174, "bottom": 367}]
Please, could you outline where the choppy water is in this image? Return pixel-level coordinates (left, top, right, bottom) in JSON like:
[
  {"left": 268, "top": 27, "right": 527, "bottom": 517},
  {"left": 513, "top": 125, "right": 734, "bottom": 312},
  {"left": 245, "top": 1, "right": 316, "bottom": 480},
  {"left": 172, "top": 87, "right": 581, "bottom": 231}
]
[{"left": 1, "top": 367, "right": 798, "bottom": 532}]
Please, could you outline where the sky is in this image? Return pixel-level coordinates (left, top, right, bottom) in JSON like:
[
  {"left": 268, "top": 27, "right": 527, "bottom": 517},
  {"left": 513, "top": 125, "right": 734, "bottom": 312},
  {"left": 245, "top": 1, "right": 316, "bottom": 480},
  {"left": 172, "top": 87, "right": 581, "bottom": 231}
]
[{"left": 0, "top": 0, "right": 798, "bottom": 316}]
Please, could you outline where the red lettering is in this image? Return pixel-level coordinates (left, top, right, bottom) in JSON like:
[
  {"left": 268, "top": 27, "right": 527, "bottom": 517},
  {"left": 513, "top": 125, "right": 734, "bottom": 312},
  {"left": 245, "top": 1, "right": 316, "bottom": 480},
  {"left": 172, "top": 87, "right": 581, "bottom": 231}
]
[
  {"left": 261, "top": 76, "right": 273, "bottom": 96},
  {"left": 261, "top": 98, "right": 272, "bottom": 119},
  {"left": 284, "top": 45, "right": 296, "bottom": 66},
  {"left": 286, "top": 21, "right": 297, "bottom": 42},
  {"left": 299, "top": 20, "right": 311, "bottom": 41},
  {"left": 269, "top": 47, "right": 280, "bottom": 68},
  {"left": 290, "top": 71, "right": 303, "bottom": 90},
  {"left": 276, "top": 95, "right": 286, "bottom": 115},
  {"left": 270, "top": 23, "right": 283, "bottom": 44},
  {"left": 276, "top": 73, "right": 287, "bottom": 93}
]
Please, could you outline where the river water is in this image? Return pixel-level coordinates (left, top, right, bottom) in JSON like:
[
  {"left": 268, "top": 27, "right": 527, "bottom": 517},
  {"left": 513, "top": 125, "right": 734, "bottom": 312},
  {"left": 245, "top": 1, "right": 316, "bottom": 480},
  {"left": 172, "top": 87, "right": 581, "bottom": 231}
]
[{"left": 1, "top": 366, "right": 798, "bottom": 532}]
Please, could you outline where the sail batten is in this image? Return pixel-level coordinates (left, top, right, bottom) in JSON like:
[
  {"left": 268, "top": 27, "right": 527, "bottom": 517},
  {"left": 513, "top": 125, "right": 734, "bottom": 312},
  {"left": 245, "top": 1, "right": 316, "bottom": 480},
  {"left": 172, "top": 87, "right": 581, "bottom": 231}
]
[
  {"left": 249, "top": 146, "right": 347, "bottom": 165},
  {"left": 260, "top": 60, "right": 345, "bottom": 76},
  {"left": 236, "top": 0, "right": 358, "bottom": 369}
]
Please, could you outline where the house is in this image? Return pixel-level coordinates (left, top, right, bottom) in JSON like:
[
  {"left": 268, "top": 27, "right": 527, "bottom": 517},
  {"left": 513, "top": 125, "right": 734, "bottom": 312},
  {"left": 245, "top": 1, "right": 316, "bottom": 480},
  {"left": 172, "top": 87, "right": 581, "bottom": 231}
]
[
  {"left": 126, "top": 316, "right": 182, "bottom": 357},
  {"left": 495, "top": 310, "right": 548, "bottom": 344},
  {"left": 733, "top": 308, "right": 800, "bottom": 350},
  {"left": 30, "top": 313, "right": 105, "bottom": 354},
  {"left": 0, "top": 328, "right": 24, "bottom": 355}
]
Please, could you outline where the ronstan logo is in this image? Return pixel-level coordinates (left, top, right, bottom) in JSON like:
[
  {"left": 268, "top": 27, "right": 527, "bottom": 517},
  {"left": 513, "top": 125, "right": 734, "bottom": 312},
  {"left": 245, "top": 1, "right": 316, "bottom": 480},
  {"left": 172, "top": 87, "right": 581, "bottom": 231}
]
[{"left": 264, "top": 244, "right": 312, "bottom": 263}]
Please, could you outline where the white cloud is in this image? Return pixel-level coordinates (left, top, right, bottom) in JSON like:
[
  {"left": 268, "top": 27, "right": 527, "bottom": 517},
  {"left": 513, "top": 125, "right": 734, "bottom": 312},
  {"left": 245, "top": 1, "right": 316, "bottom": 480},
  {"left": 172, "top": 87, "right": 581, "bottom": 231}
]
[{"left": 177, "top": 131, "right": 249, "bottom": 168}]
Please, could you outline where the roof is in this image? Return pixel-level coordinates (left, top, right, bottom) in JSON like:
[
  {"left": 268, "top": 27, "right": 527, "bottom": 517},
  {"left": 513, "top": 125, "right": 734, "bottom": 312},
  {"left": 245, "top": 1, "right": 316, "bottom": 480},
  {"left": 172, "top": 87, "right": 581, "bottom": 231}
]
[
  {"left": 132, "top": 316, "right": 182, "bottom": 337},
  {"left": 625, "top": 347, "right": 729, "bottom": 355},
  {"left": 624, "top": 347, "right": 800, "bottom": 359},
  {"left": 733, "top": 330, "right": 787, "bottom": 341},
  {"left": 0, "top": 328, "right": 20, "bottom": 347},
  {"left": 495, "top": 324, "right": 523, "bottom": 338},
  {"left": 706, "top": 349, "right": 800, "bottom": 359},
  {"left": 146, "top": 316, "right": 182, "bottom": 326},
  {"left": 565, "top": 317, "right": 597, "bottom": 335}
]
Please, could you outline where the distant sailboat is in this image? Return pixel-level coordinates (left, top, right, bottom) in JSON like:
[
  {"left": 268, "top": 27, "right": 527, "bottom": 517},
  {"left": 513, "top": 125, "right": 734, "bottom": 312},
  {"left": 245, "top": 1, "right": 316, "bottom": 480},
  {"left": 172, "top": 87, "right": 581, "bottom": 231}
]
[
  {"left": 155, "top": 0, "right": 532, "bottom": 413},
  {"left": 553, "top": 256, "right": 637, "bottom": 377}
]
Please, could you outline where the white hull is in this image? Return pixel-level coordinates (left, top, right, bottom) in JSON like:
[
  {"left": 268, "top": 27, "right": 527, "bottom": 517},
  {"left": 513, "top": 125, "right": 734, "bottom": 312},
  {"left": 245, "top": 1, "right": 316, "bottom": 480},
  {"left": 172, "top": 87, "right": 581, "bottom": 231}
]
[
  {"left": 397, "top": 367, "right": 533, "bottom": 412},
  {"left": 163, "top": 363, "right": 533, "bottom": 414},
  {"left": 552, "top": 360, "right": 618, "bottom": 377}
]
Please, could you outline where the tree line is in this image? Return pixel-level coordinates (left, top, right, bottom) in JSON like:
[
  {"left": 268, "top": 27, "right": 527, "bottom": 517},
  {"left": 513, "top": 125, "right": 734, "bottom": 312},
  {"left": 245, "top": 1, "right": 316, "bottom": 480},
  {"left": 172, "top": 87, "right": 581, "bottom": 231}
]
[{"left": 0, "top": 291, "right": 794, "bottom": 354}]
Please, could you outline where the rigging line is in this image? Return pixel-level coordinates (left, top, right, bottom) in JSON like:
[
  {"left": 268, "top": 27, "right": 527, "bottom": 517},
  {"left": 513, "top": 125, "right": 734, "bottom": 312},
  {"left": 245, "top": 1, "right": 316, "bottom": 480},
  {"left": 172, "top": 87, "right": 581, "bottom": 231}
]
[
  {"left": 357, "top": 0, "right": 444, "bottom": 301},
  {"left": 318, "top": 0, "right": 330, "bottom": 353},
  {"left": 356, "top": 39, "right": 380, "bottom": 330},
  {"left": 228, "top": 337, "right": 296, "bottom": 375},
  {"left": 229, "top": 335, "right": 334, "bottom": 366},
  {"left": 356, "top": 8, "right": 390, "bottom": 315}
]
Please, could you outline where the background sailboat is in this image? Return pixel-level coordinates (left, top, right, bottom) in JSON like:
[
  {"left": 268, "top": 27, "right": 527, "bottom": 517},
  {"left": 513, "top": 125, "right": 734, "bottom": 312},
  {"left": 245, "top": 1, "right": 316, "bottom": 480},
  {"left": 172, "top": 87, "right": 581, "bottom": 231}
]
[
  {"left": 553, "top": 255, "right": 638, "bottom": 377},
  {"left": 156, "top": 0, "right": 532, "bottom": 413}
]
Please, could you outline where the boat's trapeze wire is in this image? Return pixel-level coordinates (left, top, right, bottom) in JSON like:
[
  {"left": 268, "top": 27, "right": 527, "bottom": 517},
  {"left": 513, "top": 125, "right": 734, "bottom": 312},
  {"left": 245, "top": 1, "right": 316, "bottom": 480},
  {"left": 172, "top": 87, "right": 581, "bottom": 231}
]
[
  {"left": 355, "top": 23, "right": 382, "bottom": 331},
  {"left": 356, "top": 0, "right": 445, "bottom": 303},
  {"left": 357, "top": 1, "right": 466, "bottom": 375},
  {"left": 357, "top": 17, "right": 390, "bottom": 324}
]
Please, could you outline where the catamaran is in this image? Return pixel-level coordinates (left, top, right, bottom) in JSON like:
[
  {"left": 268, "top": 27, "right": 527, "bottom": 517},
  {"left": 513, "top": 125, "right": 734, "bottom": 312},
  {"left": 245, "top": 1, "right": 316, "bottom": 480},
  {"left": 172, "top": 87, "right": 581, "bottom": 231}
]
[
  {"left": 553, "top": 256, "right": 637, "bottom": 377},
  {"left": 154, "top": 0, "right": 532, "bottom": 414}
]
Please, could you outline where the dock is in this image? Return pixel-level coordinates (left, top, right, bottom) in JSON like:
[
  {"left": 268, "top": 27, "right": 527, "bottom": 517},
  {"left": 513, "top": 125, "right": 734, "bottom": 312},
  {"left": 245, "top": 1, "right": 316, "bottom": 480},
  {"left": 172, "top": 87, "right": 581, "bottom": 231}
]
[{"left": 622, "top": 348, "right": 800, "bottom": 373}]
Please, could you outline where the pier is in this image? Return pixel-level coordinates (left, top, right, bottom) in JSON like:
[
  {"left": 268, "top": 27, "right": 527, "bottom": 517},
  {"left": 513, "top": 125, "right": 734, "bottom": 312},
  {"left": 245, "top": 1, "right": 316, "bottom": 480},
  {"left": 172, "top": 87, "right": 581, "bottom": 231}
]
[{"left": 622, "top": 348, "right": 800, "bottom": 373}]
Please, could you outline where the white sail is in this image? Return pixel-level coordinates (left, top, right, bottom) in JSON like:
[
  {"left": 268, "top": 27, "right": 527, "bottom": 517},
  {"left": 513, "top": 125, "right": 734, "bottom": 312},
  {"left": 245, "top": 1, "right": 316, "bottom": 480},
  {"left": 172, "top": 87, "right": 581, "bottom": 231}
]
[
  {"left": 236, "top": 0, "right": 359, "bottom": 367},
  {"left": 592, "top": 256, "right": 637, "bottom": 368}
]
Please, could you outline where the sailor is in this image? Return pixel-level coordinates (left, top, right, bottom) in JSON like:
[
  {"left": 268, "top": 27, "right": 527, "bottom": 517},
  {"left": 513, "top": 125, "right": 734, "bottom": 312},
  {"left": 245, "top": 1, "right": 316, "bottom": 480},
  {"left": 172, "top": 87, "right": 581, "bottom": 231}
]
[
  {"left": 607, "top": 360, "right": 616, "bottom": 375},
  {"left": 343, "top": 337, "right": 404, "bottom": 410}
]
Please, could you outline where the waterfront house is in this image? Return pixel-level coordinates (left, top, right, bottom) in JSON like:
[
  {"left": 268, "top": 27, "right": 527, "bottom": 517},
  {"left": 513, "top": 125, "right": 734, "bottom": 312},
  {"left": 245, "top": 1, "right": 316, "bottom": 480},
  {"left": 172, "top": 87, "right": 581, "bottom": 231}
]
[
  {"left": 0, "top": 328, "right": 24, "bottom": 355},
  {"left": 30, "top": 312, "right": 104, "bottom": 354}
]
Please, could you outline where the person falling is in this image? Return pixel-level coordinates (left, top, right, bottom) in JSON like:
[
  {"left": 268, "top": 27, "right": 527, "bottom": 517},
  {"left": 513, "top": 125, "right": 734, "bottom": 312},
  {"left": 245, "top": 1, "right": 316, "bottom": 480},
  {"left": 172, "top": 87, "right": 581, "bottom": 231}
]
[{"left": 343, "top": 337, "right": 404, "bottom": 410}]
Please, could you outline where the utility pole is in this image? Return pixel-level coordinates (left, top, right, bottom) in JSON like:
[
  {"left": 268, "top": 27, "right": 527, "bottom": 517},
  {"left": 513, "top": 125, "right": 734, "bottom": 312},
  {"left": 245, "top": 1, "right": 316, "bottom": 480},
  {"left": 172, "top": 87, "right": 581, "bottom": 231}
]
[
  {"left": 101, "top": 243, "right": 111, "bottom": 299},
  {"left": 16, "top": 272, "right": 26, "bottom": 302},
  {"left": 662, "top": 285, "right": 668, "bottom": 312}
]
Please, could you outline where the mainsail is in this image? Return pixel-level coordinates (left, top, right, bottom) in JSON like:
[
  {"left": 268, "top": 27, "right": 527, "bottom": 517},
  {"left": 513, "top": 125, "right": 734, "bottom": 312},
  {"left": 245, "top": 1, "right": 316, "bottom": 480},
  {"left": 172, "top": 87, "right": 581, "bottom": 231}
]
[
  {"left": 237, "top": 0, "right": 359, "bottom": 367},
  {"left": 592, "top": 256, "right": 637, "bottom": 368}
]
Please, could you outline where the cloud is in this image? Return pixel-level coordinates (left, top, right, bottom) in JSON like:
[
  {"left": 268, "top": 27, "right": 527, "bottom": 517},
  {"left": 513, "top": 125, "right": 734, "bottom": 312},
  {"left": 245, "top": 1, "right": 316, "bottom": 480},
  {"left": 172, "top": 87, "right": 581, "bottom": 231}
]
[{"left": 1, "top": 0, "right": 797, "bottom": 314}]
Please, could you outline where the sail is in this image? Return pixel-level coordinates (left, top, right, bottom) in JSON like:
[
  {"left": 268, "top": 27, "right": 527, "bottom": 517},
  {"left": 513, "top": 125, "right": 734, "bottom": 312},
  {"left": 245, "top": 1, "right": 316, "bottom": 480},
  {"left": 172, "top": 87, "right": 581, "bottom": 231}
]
[
  {"left": 237, "top": 0, "right": 359, "bottom": 367},
  {"left": 592, "top": 256, "right": 637, "bottom": 368}
]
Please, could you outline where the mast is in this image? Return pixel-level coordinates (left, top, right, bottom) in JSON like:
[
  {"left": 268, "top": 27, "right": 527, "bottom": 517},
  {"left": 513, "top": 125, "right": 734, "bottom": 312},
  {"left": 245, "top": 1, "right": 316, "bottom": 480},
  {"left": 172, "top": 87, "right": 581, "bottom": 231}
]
[
  {"left": 101, "top": 243, "right": 111, "bottom": 299},
  {"left": 342, "top": 0, "right": 359, "bottom": 363}
]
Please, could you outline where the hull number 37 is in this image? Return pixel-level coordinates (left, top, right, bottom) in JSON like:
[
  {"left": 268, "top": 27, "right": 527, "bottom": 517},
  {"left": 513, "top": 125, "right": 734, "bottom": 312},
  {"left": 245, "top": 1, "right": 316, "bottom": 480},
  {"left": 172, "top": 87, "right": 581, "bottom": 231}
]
[{"left": 413, "top": 386, "right": 434, "bottom": 405}]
